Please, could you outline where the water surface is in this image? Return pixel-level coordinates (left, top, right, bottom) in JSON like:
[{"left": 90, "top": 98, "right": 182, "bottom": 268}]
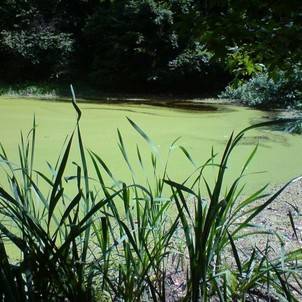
[{"left": 0, "top": 97, "right": 301, "bottom": 193}]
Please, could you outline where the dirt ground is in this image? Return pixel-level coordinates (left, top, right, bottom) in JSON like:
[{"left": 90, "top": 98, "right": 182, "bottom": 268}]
[
  {"left": 246, "top": 177, "right": 302, "bottom": 253},
  {"left": 164, "top": 178, "right": 302, "bottom": 301}
]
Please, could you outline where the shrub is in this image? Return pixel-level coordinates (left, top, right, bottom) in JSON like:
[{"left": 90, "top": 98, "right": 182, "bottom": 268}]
[{"left": 220, "top": 67, "right": 302, "bottom": 108}]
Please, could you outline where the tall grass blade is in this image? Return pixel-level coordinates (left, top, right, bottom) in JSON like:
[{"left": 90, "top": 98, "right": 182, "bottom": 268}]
[
  {"left": 48, "top": 133, "right": 74, "bottom": 229},
  {"left": 288, "top": 210, "right": 299, "bottom": 241},
  {"left": 70, "top": 84, "right": 82, "bottom": 122},
  {"left": 127, "top": 117, "right": 159, "bottom": 155}
]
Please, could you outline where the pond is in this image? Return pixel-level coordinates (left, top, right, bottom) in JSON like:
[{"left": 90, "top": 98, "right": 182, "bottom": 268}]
[{"left": 0, "top": 97, "right": 302, "bottom": 194}]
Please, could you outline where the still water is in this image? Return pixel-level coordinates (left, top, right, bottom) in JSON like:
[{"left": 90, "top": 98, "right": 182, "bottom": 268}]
[{"left": 0, "top": 97, "right": 301, "bottom": 193}]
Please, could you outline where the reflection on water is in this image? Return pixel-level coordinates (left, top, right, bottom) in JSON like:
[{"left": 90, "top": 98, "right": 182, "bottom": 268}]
[
  {"left": 253, "top": 111, "right": 302, "bottom": 135},
  {"left": 271, "top": 120, "right": 302, "bottom": 135},
  {"left": 82, "top": 101, "right": 224, "bottom": 116},
  {"left": 83, "top": 107, "right": 163, "bottom": 116},
  {"left": 240, "top": 134, "right": 289, "bottom": 147},
  {"left": 195, "top": 136, "right": 288, "bottom": 149}
]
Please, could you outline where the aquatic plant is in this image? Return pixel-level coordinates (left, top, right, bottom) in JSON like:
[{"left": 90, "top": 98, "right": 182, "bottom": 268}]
[{"left": 0, "top": 89, "right": 301, "bottom": 301}]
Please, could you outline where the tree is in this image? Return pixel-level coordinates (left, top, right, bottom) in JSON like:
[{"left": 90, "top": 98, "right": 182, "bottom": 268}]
[
  {"left": 0, "top": 0, "right": 97, "bottom": 81},
  {"left": 195, "top": 0, "right": 302, "bottom": 78},
  {"left": 83, "top": 0, "right": 227, "bottom": 92}
]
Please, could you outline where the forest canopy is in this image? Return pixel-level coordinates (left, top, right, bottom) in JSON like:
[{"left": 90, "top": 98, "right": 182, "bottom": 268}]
[{"left": 0, "top": 0, "right": 301, "bottom": 94}]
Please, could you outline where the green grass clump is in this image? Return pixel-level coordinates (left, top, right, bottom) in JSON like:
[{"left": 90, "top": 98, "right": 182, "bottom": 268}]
[{"left": 0, "top": 89, "right": 302, "bottom": 301}]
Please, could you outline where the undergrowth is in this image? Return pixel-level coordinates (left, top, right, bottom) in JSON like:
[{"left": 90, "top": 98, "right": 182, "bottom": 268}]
[{"left": 220, "top": 67, "right": 302, "bottom": 109}]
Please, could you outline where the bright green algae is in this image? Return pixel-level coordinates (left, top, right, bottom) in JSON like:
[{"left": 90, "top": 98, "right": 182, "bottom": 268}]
[
  {"left": 0, "top": 97, "right": 301, "bottom": 193},
  {"left": 1, "top": 97, "right": 302, "bottom": 259}
]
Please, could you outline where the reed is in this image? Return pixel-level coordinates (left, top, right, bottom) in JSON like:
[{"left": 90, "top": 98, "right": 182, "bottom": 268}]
[{"left": 0, "top": 89, "right": 301, "bottom": 301}]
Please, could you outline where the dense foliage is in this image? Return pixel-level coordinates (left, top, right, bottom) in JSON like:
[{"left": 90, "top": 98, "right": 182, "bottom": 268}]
[
  {"left": 82, "top": 0, "right": 228, "bottom": 92},
  {"left": 0, "top": 0, "right": 301, "bottom": 97},
  {"left": 220, "top": 66, "right": 302, "bottom": 108}
]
